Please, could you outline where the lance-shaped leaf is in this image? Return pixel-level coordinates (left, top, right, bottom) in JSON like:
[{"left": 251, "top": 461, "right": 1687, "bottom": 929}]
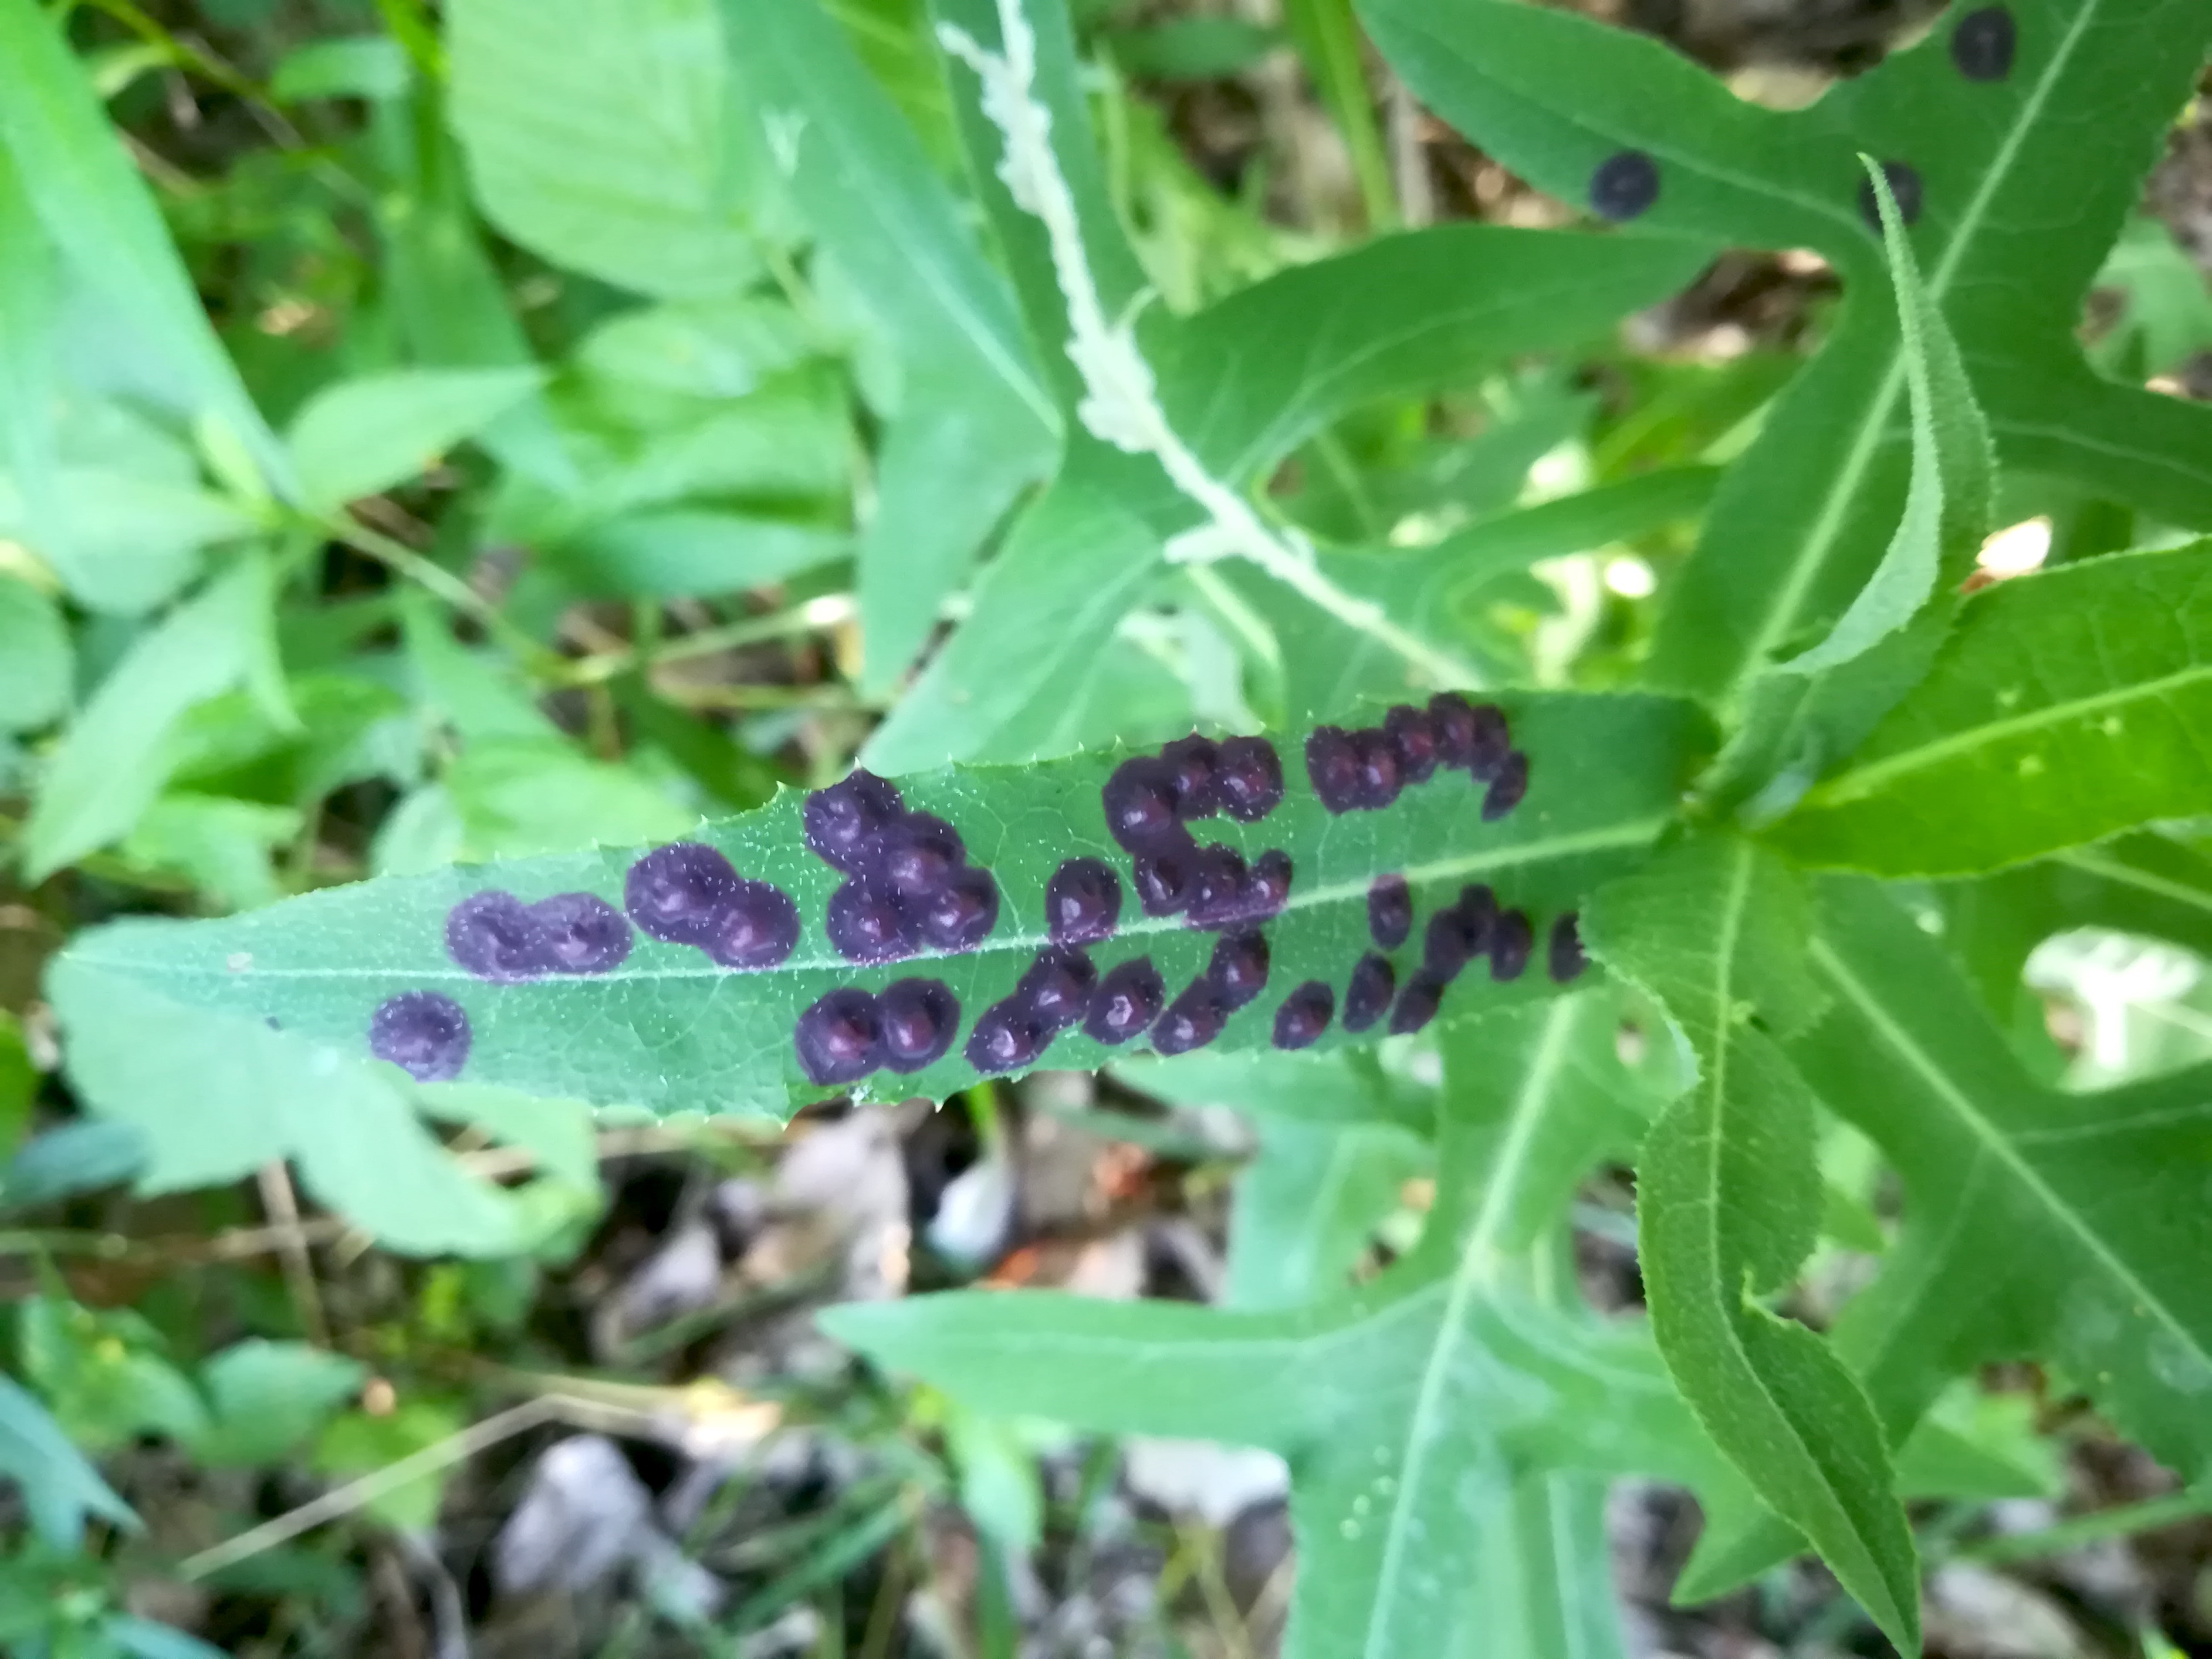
[
  {"left": 826, "top": 993, "right": 1729, "bottom": 1658},
  {"left": 1584, "top": 839, "right": 1919, "bottom": 1653},
  {"left": 1770, "top": 542, "right": 2212, "bottom": 876},
  {"left": 50, "top": 692, "right": 1707, "bottom": 1122},
  {"left": 722, "top": 0, "right": 1060, "bottom": 695},
  {"left": 1682, "top": 876, "right": 2212, "bottom": 1597},
  {"left": 1363, "top": 0, "right": 2212, "bottom": 715},
  {"left": 1779, "top": 158, "right": 1992, "bottom": 679}
]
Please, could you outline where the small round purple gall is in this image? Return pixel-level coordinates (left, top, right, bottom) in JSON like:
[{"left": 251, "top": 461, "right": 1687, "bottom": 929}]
[
  {"left": 1548, "top": 913, "right": 1589, "bottom": 984},
  {"left": 1483, "top": 752, "right": 1530, "bottom": 822},
  {"left": 1272, "top": 981, "right": 1334, "bottom": 1050},
  {"left": 795, "top": 988, "right": 883, "bottom": 1086},
  {"left": 1305, "top": 725, "right": 1361, "bottom": 815},
  {"left": 447, "top": 890, "right": 551, "bottom": 982},
  {"left": 1214, "top": 735, "right": 1284, "bottom": 822},
  {"left": 1102, "top": 756, "right": 1184, "bottom": 849},
  {"left": 803, "top": 770, "right": 904, "bottom": 874},
  {"left": 965, "top": 1001, "right": 1053, "bottom": 1073},
  {"left": 370, "top": 991, "right": 471, "bottom": 1082},
  {"left": 827, "top": 880, "right": 915, "bottom": 964},
  {"left": 915, "top": 867, "right": 1000, "bottom": 952},
  {"left": 1490, "top": 910, "right": 1534, "bottom": 981},
  {"left": 1152, "top": 979, "right": 1227, "bottom": 1056},
  {"left": 1206, "top": 931, "right": 1270, "bottom": 1010},
  {"left": 1019, "top": 947, "right": 1100, "bottom": 1031},
  {"left": 1389, "top": 973, "right": 1447, "bottom": 1035},
  {"left": 708, "top": 882, "right": 800, "bottom": 969},
  {"left": 1368, "top": 875, "right": 1412, "bottom": 951},
  {"left": 1385, "top": 704, "right": 1440, "bottom": 785},
  {"left": 1084, "top": 958, "right": 1166, "bottom": 1046},
  {"left": 1046, "top": 857, "right": 1122, "bottom": 945},
  {"left": 531, "top": 892, "right": 633, "bottom": 975},
  {"left": 626, "top": 843, "right": 742, "bottom": 947},
  {"left": 1343, "top": 954, "right": 1396, "bottom": 1033},
  {"left": 880, "top": 978, "right": 959, "bottom": 1073}
]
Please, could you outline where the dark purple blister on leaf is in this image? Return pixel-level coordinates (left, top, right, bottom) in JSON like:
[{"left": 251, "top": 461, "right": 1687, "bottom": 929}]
[
  {"left": 1389, "top": 973, "right": 1447, "bottom": 1036},
  {"left": 828, "top": 880, "right": 915, "bottom": 964},
  {"left": 1019, "top": 947, "right": 1100, "bottom": 1031},
  {"left": 1428, "top": 693, "right": 1479, "bottom": 769},
  {"left": 532, "top": 893, "right": 633, "bottom": 975},
  {"left": 1343, "top": 953, "right": 1396, "bottom": 1033},
  {"left": 626, "top": 843, "right": 742, "bottom": 947},
  {"left": 1246, "top": 850, "right": 1293, "bottom": 921},
  {"left": 1046, "top": 857, "right": 1122, "bottom": 945},
  {"left": 1161, "top": 734, "right": 1221, "bottom": 820},
  {"left": 796, "top": 988, "right": 883, "bottom": 1086},
  {"left": 1590, "top": 150, "right": 1660, "bottom": 221},
  {"left": 1214, "top": 735, "right": 1283, "bottom": 822},
  {"left": 1951, "top": 5, "right": 2015, "bottom": 80},
  {"left": 1207, "top": 931, "right": 1271, "bottom": 1010},
  {"left": 1305, "top": 725, "right": 1361, "bottom": 814},
  {"left": 1857, "top": 159, "right": 1924, "bottom": 229},
  {"left": 1271, "top": 982, "right": 1334, "bottom": 1050},
  {"left": 708, "top": 882, "right": 800, "bottom": 969},
  {"left": 1483, "top": 752, "right": 1530, "bottom": 821},
  {"left": 965, "top": 1000, "right": 1053, "bottom": 1073},
  {"left": 879, "top": 978, "right": 959, "bottom": 1073},
  {"left": 1183, "top": 844, "right": 1252, "bottom": 931},
  {"left": 1467, "top": 704, "right": 1511, "bottom": 780},
  {"left": 914, "top": 866, "right": 1000, "bottom": 952},
  {"left": 1548, "top": 913, "right": 1588, "bottom": 984},
  {"left": 1103, "top": 756, "right": 1183, "bottom": 849},
  {"left": 446, "top": 890, "right": 552, "bottom": 982},
  {"left": 1085, "top": 958, "right": 1165, "bottom": 1046},
  {"left": 1132, "top": 839, "right": 1196, "bottom": 917},
  {"left": 881, "top": 813, "right": 965, "bottom": 896},
  {"left": 1384, "top": 704, "right": 1440, "bottom": 784},
  {"left": 1349, "top": 728, "right": 1403, "bottom": 810},
  {"left": 1491, "top": 910, "right": 1534, "bottom": 981},
  {"left": 1368, "top": 874, "right": 1412, "bottom": 951},
  {"left": 371, "top": 991, "right": 471, "bottom": 1082},
  {"left": 1422, "top": 901, "right": 1485, "bottom": 979},
  {"left": 803, "top": 771, "right": 904, "bottom": 874},
  {"left": 1152, "top": 979, "right": 1228, "bottom": 1056}
]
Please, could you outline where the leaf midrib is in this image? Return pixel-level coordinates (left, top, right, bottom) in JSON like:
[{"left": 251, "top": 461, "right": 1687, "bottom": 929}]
[
  {"left": 1801, "top": 659, "right": 2212, "bottom": 807},
  {"left": 1812, "top": 935, "right": 2212, "bottom": 1378},
  {"left": 1360, "top": 999, "right": 1577, "bottom": 1659},
  {"left": 108, "top": 815, "right": 1675, "bottom": 987},
  {"left": 1729, "top": 0, "right": 2104, "bottom": 702}
]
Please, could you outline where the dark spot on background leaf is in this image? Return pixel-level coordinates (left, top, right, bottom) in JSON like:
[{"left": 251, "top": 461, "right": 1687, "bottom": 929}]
[
  {"left": 1152, "top": 978, "right": 1228, "bottom": 1055},
  {"left": 532, "top": 893, "right": 633, "bottom": 974},
  {"left": 1185, "top": 844, "right": 1250, "bottom": 930},
  {"left": 1132, "top": 842, "right": 1195, "bottom": 917},
  {"left": 1343, "top": 953, "right": 1396, "bottom": 1033},
  {"left": 802, "top": 769, "right": 904, "bottom": 875},
  {"left": 1161, "top": 734, "right": 1221, "bottom": 820},
  {"left": 880, "top": 813, "right": 965, "bottom": 896},
  {"left": 1084, "top": 958, "right": 1165, "bottom": 1046},
  {"left": 1368, "top": 874, "right": 1412, "bottom": 950},
  {"left": 1017, "top": 947, "right": 1099, "bottom": 1032},
  {"left": 1422, "top": 887, "right": 1491, "bottom": 978},
  {"left": 795, "top": 988, "right": 882, "bottom": 1086},
  {"left": 1491, "top": 910, "right": 1535, "bottom": 981},
  {"left": 828, "top": 880, "right": 915, "bottom": 964},
  {"left": 1384, "top": 703, "right": 1440, "bottom": 783},
  {"left": 878, "top": 978, "right": 958, "bottom": 1073},
  {"left": 370, "top": 991, "right": 470, "bottom": 1082},
  {"left": 1102, "top": 756, "right": 1183, "bottom": 847},
  {"left": 446, "top": 890, "right": 552, "bottom": 982},
  {"left": 1951, "top": 5, "right": 2015, "bottom": 80},
  {"left": 1549, "top": 913, "right": 1589, "bottom": 983},
  {"left": 1590, "top": 150, "right": 1660, "bottom": 222},
  {"left": 1046, "top": 857, "right": 1122, "bottom": 945},
  {"left": 1388, "top": 972, "right": 1447, "bottom": 1035},
  {"left": 913, "top": 867, "right": 1000, "bottom": 952},
  {"left": 965, "top": 999, "right": 1053, "bottom": 1072},
  {"left": 1271, "top": 981, "right": 1334, "bottom": 1050},
  {"left": 1350, "top": 729, "right": 1403, "bottom": 809},
  {"left": 625, "top": 843, "right": 742, "bottom": 948},
  {"left": 1213, "top": 735, "right": 1283, "bottom": 822},
  {"left": 1856, "top": 160, "right": 1924, "bottom": 229},
  {"left": 1248, "top": 850, "right": 1293, "bottom": 920},
  {"left": 1483, "top": 752, "right": 1530, "bottom": 821},
  {"left": 1305, "top": 725, "right": 1361, "bottom": 814},
  {"left": 1207, "top": 931, "right": 1271, "bottom": 1010},
  {"left": 705, "top": 883, "right": 799, "bottom": 971}
]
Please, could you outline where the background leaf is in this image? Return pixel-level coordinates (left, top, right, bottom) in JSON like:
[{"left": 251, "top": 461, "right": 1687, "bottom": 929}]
[{"left": 286, "top": 367, "right": 543, "bottom": 512}]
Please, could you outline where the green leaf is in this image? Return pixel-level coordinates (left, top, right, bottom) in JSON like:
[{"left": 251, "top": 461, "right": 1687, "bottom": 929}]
[
  {"left": 1219, "top": 1117, "right": 1427, "bottom": 1308},
  {"left": 2091, "top": 215, "right": 2212, "bottom": 379},
  {"left": 0, "top": 0, "right": 285, "bottom": 489},
  {"left": 0, "top": 1121, "right": 147, "bottom": 1211},
  {"left": 826, "top": 994, "right": 1727, "bottom": 1658},
  {"left": 187, "top": 1342, "right": 367, "bottom": 1468},
  {"left": 269, "top": 36, "right": 411, "bottom": 103},
  {"left": 18, "top": 1298, "right": 207, "bottom": 1452},
  {"left": 1584, "top": 838, "right": 1919, "bottom": 1653},
  {"left": 722, "top": 0, "right": 1058, "bottom": 693},
  {"left": 52, "top": 691, "right": 1706, "bottom": 1120},
  {"left": 22, "top": 555, "right": 283, "bottom": 881},
  {"left": 0, "top": 1375, "right": 135, "bottom": 1549},
  {"left": 1363, "top": 0, "right": 2212, "bottom": 713},
  {"left": 43, "top": 955, "right": 559, "bottom": 1256},
  {"left": 1770, "top": 542, "right": 2212, "bottom": 876},
  {"left": 0, "top": 574, "right": 68, "bottom": 732},
  {"left": 286, "top": 368, "right": 543, "bottom": 512},
  {"left": 448, "top": 0, "right": 780, "bottom": 298},
  {"left": 1682, "top": 877, "right": 2212, "bottom": 1597},
  {"left": 1780, "top": 157, "right": 1992, "bottom": 677},
  {"left": 1121, "top": 1047, "right": 1435, "bottom": 1134}
]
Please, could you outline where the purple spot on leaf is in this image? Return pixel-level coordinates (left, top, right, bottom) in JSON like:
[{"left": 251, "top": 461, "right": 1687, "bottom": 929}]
[
  {"left": 880, "top": 978, "right": 959, "bottom": 1073},
  {"left": 1132, "top": 837, "right": 1197, "bottom": 917},
  {"left": 706, "top": 883, "right": 799, "bottom": 970},
  {"left": 446, "top": 890, "right": 552, "bottom": 982},
  {"left": 881, "top": 813, "right": 964, "bottom": 897},
  {"left": 1951, "top": 5, "right": 2014, "bottom": 80},
  {"left": 1368, "top": 875, "right": 1412, "bottom": 951},
  {"left": 1047, "top": 857, "right": 1122, "bottom": 945},
  {"left": 1161, "top": 734, "right": 1221, "bottom": 820},
  {"left": 1272, "top": 981, "right": 1334, "bottom": 1050},
  {"left": 1207, "top": 931, "right": 1270, "bottom": 1011},
  {"left": 1350, "top": 728, "right": 1402, "bottom": 810},
  {"left": 1491, "top": 910, "right": 1534, "bottom": 981},
  {"left": 1084, "top": 958, "right": 1165, "bottom": 1046},
  {"left": 1343, "top": 954, "right": 1395, "bottom": 1033},
  {"left": 828, "top": 880, "right": 915, "bottom": 964},
  {"left": 965, "top": 1001, "right": 1053, "bottom": 1073},
  {"left": 915, "top": 867, "right": 1000, "bottom": 952},
  {"left": 1103, "top": 756, "right": 1183, "bottom": 849},
  {"left": 1591, "top": 150, "right": 1660, "bottom": 222},
  {"left": 1483, "top": 752, "right": 1529, "bottom": 821},
  {"left": 1215, "top": 736, "right": 1283, "bottom": 822},
  {"left": 1152, "top": 978, "right": 1227, "bottom": 1056},
  {"left": 1549, "top": 913, "right": 1588, "bottom": 984},
  {"left": 371, "top": 991, "right": 470, "bottom": 1082},
  {"left": 803, "top": 770, "right": 904, "bottom": 875},
  {"left": 626, "top": 843, "right": 742, "bottom": 947},
  {"left": 1389, "top": 973, "right": 1447, "bottom": 1035},
  {"left": 1384, "top": 704, "right": 1440, "bottom": 784},
  {"left": 1019, "top": 947, "right": 1100, "bottom": 1032},
  {"left": 796, "top": 988, "right": 882, "bottom": 1086},
  {"left": 1305, "top": 725, "right": 1361, "bottom": 814},
  {"left": 532, "top": 893, "right": 633, "bottom": 975}
]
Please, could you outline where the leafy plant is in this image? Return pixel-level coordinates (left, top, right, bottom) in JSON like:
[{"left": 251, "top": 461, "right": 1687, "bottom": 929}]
[{"left": 13, "top": 0, "right": 2212, "bottom": 1651}]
